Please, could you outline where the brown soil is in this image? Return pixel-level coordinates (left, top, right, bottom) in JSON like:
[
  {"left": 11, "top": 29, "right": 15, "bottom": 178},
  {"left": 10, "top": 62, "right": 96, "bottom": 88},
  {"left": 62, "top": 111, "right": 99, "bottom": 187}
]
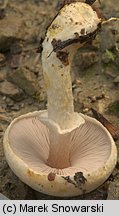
[{"left": 0, "top": 0, "right": 119, "bottom": 199}]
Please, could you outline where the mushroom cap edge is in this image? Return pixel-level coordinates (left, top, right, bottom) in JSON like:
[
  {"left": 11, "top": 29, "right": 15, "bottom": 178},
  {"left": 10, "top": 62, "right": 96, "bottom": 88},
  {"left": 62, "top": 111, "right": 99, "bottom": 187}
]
[{"left": 3, "top": 111, "right": 117, "bottom": 197}]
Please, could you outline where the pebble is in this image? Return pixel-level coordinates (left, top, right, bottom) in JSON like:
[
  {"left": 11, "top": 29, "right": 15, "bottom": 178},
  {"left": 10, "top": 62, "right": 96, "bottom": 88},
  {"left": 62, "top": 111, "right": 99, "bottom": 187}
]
[
  {"left": 0, "top": 124, "right": 3, "bottom": 132},
  {"left": 6, "top": 97, "right": 14, "bottom": 107},
  {"left": 83, "top": 108, "right": 89, "bottom": 113},
  {"left": 115, "top": 182, "right": 119, "bottom": 187},
  {"left": 0, "top": 80, "right": 24, "bottom": 101},
  {"left": 11, "top": 104, "right": 20, "bottom": 111},
  {"left": 0, "top": 14, "right": 24, "bottom": 51},
  {"left": 20, "top": 103, "right": 25, "bottom": 108},
  {"left": 0, "top": 0, "right": 8, "bottom": 9},
  {"left": 7, "top": 67, "right": 40, "bottom": 96},
  {"left": 105, "top": 67, "right": 117, "bottom": 78},
  {"left": 0, "top": 53, "right": 6, "bottom": 65},
  {"left": 0, "top": 193, "right": 9, "bottom": 200},
  {"left": 113, "top": 76, "right": 119, "bottom": 87}
]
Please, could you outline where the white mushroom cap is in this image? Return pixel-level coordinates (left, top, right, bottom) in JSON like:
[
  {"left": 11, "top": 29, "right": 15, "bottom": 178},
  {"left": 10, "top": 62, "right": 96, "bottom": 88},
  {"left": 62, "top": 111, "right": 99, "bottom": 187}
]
[{"left": 3, "top": 111, "right": 117, "bottom": 197}]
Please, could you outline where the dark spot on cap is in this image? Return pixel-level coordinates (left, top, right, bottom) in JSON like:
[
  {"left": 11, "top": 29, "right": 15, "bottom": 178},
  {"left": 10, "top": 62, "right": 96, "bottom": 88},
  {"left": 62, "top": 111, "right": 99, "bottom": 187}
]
[
  {"left": 74, "top": 32, "right": 79, "bottom": 39},
  {"left": 74, "top": 172, "right": 87, "bottom": 185},
  {"left": 51, "top": 23, "right": 60, "bottom": 30},
  {"left": 81, "top": 28, "right": 85, "bottom": 35},
  {"left": 27, "top": 169, "right": 34, "bottom": 176},
  {"left": 59, "top": 65, "right": 63, "bottom": 68},
  {"left": 62, "top": 176, "right": 77, "bottom": 187},
  {"left": 48, "top": 172, "right": 56, "bottom": 181},
  {"left": 56, "top": 51, "right": 69, "bottom": 66},
  {"left": 70, "top": 18, "right": 73, "bottom": 22}
]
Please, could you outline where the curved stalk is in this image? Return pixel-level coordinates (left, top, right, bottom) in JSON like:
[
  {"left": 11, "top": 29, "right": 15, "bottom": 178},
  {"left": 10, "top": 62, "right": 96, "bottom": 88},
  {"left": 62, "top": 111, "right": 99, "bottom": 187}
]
[
  {"left": 41, "top": 2, "right": 100, "bottom": 131},
  {"left": 42, "top": 41, "right": 85, "bottom": 130},
  {"left": 41, "top": 2, "right": 101, "bottom": 168}
]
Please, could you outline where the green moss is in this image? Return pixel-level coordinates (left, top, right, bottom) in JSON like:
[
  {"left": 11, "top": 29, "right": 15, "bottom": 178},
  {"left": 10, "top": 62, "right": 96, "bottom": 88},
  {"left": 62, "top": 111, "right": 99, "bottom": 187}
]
[
  {"left": 83, "top": 65, "right": 97, "bottom": 81},
  {"left": 93, "top": 34, "right": 100, "bottom": 48},
  {"left": 33, "top": 91, "right": 46, "bottom": 103},
  {"left": 108, "top": 100, "right": 119, "bottom": 116},
  {"left": 102, "top": 49, "right": 116, "bottom": 63},
  {"left": 32, "top": 92, "right": 41, "bottom": 102}
]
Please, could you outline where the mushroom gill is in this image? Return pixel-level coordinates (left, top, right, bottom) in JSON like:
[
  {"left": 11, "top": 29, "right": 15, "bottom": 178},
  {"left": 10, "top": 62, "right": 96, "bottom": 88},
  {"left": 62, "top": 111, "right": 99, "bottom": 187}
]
[{"left": 8, "top": 112, "right": 111, "bottom": 176}]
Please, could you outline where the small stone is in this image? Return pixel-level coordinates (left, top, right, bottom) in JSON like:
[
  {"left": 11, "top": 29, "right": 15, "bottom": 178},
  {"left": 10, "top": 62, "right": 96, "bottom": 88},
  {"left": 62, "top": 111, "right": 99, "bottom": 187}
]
[
  {"left": 10, "top": 42, "right": 22, "bottom": 55},
  {"left": 83, "top": 108, "right": 89, "bottom": 113},
  {"left": 0, "top": 53, "right": 6, "bottom": 66},
  {"left": 0, "top": 193, "right": 9, "bottom": 200},
  {"left": 0, "top": 80, "right": 24, "bottom": 101},
  {"left": 0, "top": 107, "right": 5, "bottom": 113},
  {"left": 0, "top": 0, "right": 8, "bottom": 9},
  {"left": 108, "top": 100, "right": 119, "bottom": 117},
  {"left": 11, "top": 104, "right": 20, "bottom": 111},
  {"left": 0, "top": 114, "right": 10, "bottom": 123},
  {"left": 76, "top": 79, "right": 82, "bottom": 85},
  {"left": 10, "top": 54, "right": 21, "bottom": 69},
  {"left": 0, "top": 9, "right": 5, "bottom": 19},
  {"left": 7, "top": 67, "right": 40, "bottom": 96},
  {"left": 115, "top": 182, "right": 119, "bottom": 187},
  {"left": 77, "top": 51, "right": 98, "bottom": 70},
  {"left": 0, "top": 15, "right": 24, "bottom": 51},
  {"left": 6, "top": 97, "right": 14, "bottom": 107},
  {"left": 28, "top": 99, "right": 33, "bottom": 105},
  {"left": 0, "top": 124, "right": 3, "bottom": 132},
  {"left": 20, "top": 103, "right": 25, "bottom": 108},
  {"left": 113, "top": 76, "right": 119, "bottom": 87},
  {"left": 105, "top": 67, "right": 117, "bottom": 78},
  {"left": 2, "top": 95, "right": 6, "bottom": 100},
  {"left": 0, "top": 72, "right": 5, "bottom": 82}
]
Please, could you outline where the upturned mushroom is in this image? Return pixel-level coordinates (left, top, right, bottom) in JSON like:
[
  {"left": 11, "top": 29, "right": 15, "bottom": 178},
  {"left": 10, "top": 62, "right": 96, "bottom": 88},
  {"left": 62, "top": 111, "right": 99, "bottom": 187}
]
[{"left": 3, "top": 1, "right": 117, "bottom": 197}]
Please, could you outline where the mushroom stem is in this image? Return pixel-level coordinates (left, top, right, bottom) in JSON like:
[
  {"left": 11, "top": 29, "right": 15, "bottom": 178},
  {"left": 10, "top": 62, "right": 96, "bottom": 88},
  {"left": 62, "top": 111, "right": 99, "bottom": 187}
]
[
  {"left": 41, "top": 2, "right": 100, "bottom": 131},
  {"left": 41, "top": 2, "right": 101, "bottom": 169},
  {"left": 47, "top": 130, "right": 71, "bottom": 169},
  {"left": 42, "top": 42, "right": 84, "bottom": 130},
  {"left": 43, "top": 45, "right": 74, "bottom": 118}
]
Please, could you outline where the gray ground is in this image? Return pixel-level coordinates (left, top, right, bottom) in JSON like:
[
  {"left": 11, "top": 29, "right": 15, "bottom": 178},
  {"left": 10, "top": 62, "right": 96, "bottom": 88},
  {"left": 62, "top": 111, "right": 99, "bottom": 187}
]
[{"left": 0, "top": 0, "right": 119, "bottom": 199}]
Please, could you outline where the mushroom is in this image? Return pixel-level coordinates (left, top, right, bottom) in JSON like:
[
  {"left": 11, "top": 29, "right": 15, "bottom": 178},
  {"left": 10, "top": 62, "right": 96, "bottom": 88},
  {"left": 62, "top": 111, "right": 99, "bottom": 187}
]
[{"left": 3, "top": 1, "right": 117, "bottom": 197}]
